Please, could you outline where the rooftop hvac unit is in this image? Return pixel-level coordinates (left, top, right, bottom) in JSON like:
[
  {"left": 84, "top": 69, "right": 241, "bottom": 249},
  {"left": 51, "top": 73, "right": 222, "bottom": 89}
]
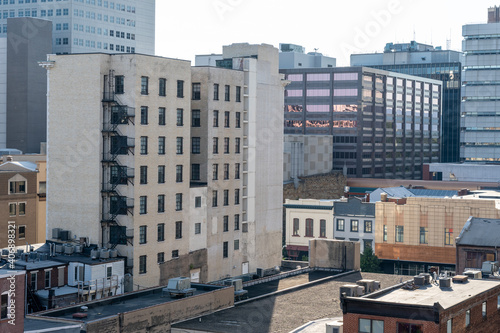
[
  {"left": 340, "top": 284, "right": 365, "bottom": 297},
  {"left": 64, "top": 245, "right": 75, "bottom": 255},
  {"left": 52, "top": 228, "right": 62, "bottom": 239},
  {"left": 439, "top": 278, "right": 451, "bottom": 288},
  {"left": 256, "top": 268, "right": 264, "bottom": 278},
  {"left": 326, "top": 320, "right": 343, "bottom": 333},
  {"left": 419, "top": 273, "right": 431, "bottom": 284},
  {"left": 55, "top": 244, "right": 64, "bottom": 253},
  {"left": 100, "top": 249, "right": 110, "bottom": 259},
  {"left": 356, "top": 279, "right": 379, "bottom": 293},
  {"left": 60, "top": 230, "right": 71, "bottom": 241},
  {"left": 74, "top": 245, "right": 83, "bottom": 253},
  {"left": 464, "top": 270, "right": 482, "bottom": 280},
  {"left": 452, "top": 275, "right": 468, "bottom": 284},
  {"left": 413, "top": 275, "right": 425, "bottom": 286},
  {"left": 110, "top": 249, "right": 118, "bottom": 258},
  {"left": 163, "top": 277, "right": 195, "bottom": 298},
  {"left": 90, "top": 249, "right": 100, "bottom": 259}
]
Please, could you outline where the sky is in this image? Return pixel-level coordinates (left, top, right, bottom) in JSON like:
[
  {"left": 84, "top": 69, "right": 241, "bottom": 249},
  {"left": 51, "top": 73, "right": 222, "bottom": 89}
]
[{"left": 155, "top": 0, "right": 495, "bottom": 66}]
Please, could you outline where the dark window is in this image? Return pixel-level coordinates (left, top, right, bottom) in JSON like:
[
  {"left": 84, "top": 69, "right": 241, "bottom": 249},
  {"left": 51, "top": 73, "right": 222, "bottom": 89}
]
[
  {"left": 212, "top": 190, "right": 218, "bottom": 207},
  {"left": 172, "top": 250, "right": 179, "bottom": 258},
  {"left": 420, "top": 227, "right": 428, "bottom": 244},
  {"left": 236, "top": 86, "right": 241, "bottom": 102},
  {"left": 293, "top": 218, "right": 299, "bottom": 236},
  {"left": 192, "top": 110, "right": 200, "bottom": 127},
  {"left": 195, "top": 197, "right": 202, "bottom": 208},
  {"left": 139, "top": 255, "right": 146, "bottom": 274},
  {"left": 234, "top": 240, "right": 240, "bottom": 250},
  {"left": 224, "top": 163, "right": 229, "bottom": 179},
  {"left": 158, "top": 195, "right": 165, "bottom": 213},
  {"left": 192, "top": 137, "right": 201, "bottom": 154},
  {"left": 176, "top": 165, "right": 183, "bottom": 183},
  {"left": 140, "top": 196, "right": 147, "bottom": 214},
  {"left": 235, "top": 163, "right": 240, "bottom": 179},
  {"left": 158, "top": 107, "right": 165, "bottom": 125},
  {"left": 9, "top": 203, "right": 15, "bottom": 216},
  {"left": 195, "top": 223, "right": 201, "bottom": 234},
  {"left": 157, "top": 223, "right": 165, "bottom": 241},
  {"left": 139, "top": 225, "right": 147, "bottom": 244},
  {"left": 141, "top": 76, "right": 148, "bottom": 95},
  {"left": 223, "top": 215, "right": 229, "bottom": 232},
  {"left": 18, "top": 225, "right": 25, "bottom": 238},
  {"left": 224, "top": 111, "right": 230, "bottom": 128},
  {"left": 213, "top": 164, "right": 218, "bottom": 180},
  {"left": 213, "top": 83, "right": 219, "bottom": 100},
  {"left": 140, "top": 166, "right": 147, "bottom": 184},
  {"left": 213, "top": 110, "right": 219, "bottom": 127},
  {"left": 223, "top": 190, "right": 229, "bottom": 206},
  {"left": 157, "top": 252, "right": 164, "bottom": 263},
  {"left": 235, "top": 138, "right": 240, "bottom": 153},
  {"left": 213, "top": 137, "right": 219, "bottom": 154},
  {"left": 45, "top": 270, "right": 51, "bottom": 288},
  {"left": 192, "top": 83, "right": 201, "bottom": 100},
  {"left": 224, "top": 137, "right": 230, "bottom": 154},
  {"left": 176, "top": 137, "right": 183, "bottom": 154},
  {"left": 364, "top": 220, "right": 372, "bottom": 233},
  {"left": 234, "top": 214, "right": 240, "bottom": 230},
  {"left": 337, "top": 219, "right": 345, "bottom": 231},
  {"left": 223, "top": 241, "right": 228, "bottom": 258},
  {"left": 140, "top": 136, "right": 148, "bottom": 155},
  {"left": 177, "top": 109, "right": 183, "bottom": 126},
  {"left": 158, "top": 136, "right": 165, "bottom": 155},
  {"left": 158, "top": 165, "right": 165, "bottom": 184},
  {"left": 305, "top": 218, "right": 313, "bottom": 237},
  {"left": 320, "top": 219, "right": 326, "bottom": 237},
  {"left": 351, "top": 220, "right": 359, "bottom": 232},
  {"left": 396, "top": 226, "right": 404, "bottom": 242},
  {"left": 191, "top": 164, "right": 200, "bottom": 181},
  {"left": 140, "top": 106, "right": 148, "bottom": 124},
  {"left": 235, "top": 112, "right": 241, "bottom": 128},
  {"left": 177, "top": 80, "right": 184, "bottom": 98},
  {"left": 175, "top": 221, "right": 182, "bottom": 239},
  {"left": 115, "top": 75, "right": 124, "bottom": 94},
  {"left": 234, "top": 189, "right": 240, "bottom": 204},
  {"left": 159, "top": 78, "right": 166, "bottom": 96},
  {"left": 224, "top": 85, "right": 230, "bottom": 101},
  {"left": 445, "top": 228, "right": 453, "bottom": 245},
  {"left": 175, "top": 193, "right": 182, "bottom": 211},
  {"left": 395, "top": 323, "right": 421, "bottom": 333}
]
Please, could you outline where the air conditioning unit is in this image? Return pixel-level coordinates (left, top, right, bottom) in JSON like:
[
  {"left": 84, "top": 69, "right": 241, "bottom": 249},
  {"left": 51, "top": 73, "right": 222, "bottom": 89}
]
[
  {"left": 356, "top": 279, "right": 378, "bottom": 293},
  {"left": 60, "top": 230, "right": 71, "bottom": 241},
  {"left": 413, "top": 275, "right": 425, "bottom": 286},
  {"left": 439, "top": 278, "right": 451, "bottom": 288},
  {"left": 64, "top": 245, "right": 75, "bottom": 255},
  {"left": 419, "top": 273, "right": 431, "bottom": 284},
  {"left": 326, "top": 319, "right": 343, "bottom": 333},
  {"left": 340, "top": 284, "right": 364, "bottom": 297},
  {"left": 52, "top": 228, "right": 62, "bottom": 240},
  {"left": 464, "top": 270, "right": 482, "bottom": 280},
  {"left": 256, "top": 268, "right": 264, "bottom": 278}
]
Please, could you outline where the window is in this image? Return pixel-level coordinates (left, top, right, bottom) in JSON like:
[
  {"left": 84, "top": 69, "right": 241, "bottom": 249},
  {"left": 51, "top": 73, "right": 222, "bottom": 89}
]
[
  {"left": 364, "top": 220, "right": 372, "bottom": 233},
  {"left": 223, "top": 241, "right": 228, "bottom": 258},
  {"left": 445, "top": 228, "right": 453, "bottom": 245},
  {"left": 115, "top": 75, "right": 124, "bottom": 94},
  {"left": 158, "top": 108, "right": 165, "bottom": 125},
  {"left": 483, "top": 301, "right": 487, "bottom": 318},
  {"left": 420, "top": 227, "right": 428, "bottom": 244},
  {"left": 158, "top": 165, "right": 165, "bottom": 184},
  {"left": 176, "top": 165, "right": 183, "bottom": 183},
  {"left": 159, "top": 78, "right": 166, "bottom": 96},
  {"left": 212, "top": 190, "right": 218, "bottom": 207},
  {"left": 0, "top": 293, "right": 7, "bottom": 319},
  {"left": 224, "top": 163, "right": 229, "bottom": 179},
  {"left": 195, "top": 223, "right": 201, "bottom": 234},
  {"left": 359, "top": 319, "right": 384, "bottom": 333},
  {"left": 212, "top": 164, "right": 218, "bottom": 180},
  {"left": 192, "top": 137, "right": 200, "bottom": 154},
  {"left": 292, "top": 218, "right": 300, "bottom": 236},
  {"left": 235, "top": 163, "right": 240, "bottom": 179},
  {"left": 466, "top": 309, "right": 470, "bottom": 327},
  {"left": 192, "top": 110, "right": 200, "bottom": 127},
  {"left": 157, "top": 252, "right": 165, "bottom": 263},
  {"left": 337, "top": 219, "right": 345, "bottom": 231},
  {"left": 195, "top": 196, "right": 202, "bottom": 208},
  {"left": 177, "top": 109, "right": 184, "bottom": 126},
  {"left": 139, "top": 196, "right": 147, "bottom": 214},
  {"left": 305, "top": 218, "right": 313, "bottom": 237},
  {"left": 31, "top": 273, "right": 37, "bottom": 290},
  {"left": 192, "top": 83, "right": 201, "bottom": 100},
  {"left": 213, "top": 83, "right": 219, "bottom": 100},
  {"left": 395, "top": 226, "right": 404, "bottom": 242},
  {"left": 234, "top": 239, "right": 240, "bottom": 250},
  {"left": 351, "top": 220, "right": 359, "bottom": 232},
  {"left": 141, "top": 76, "right": 148, "bottom": 95},
  {"left": 172, "top": 250, "right": 179, "bottom": 258},
  {"left": 213, "top": 110, "right": 219, "bottom": 127},
  {"left": 18, "top": 225, "right": 25, "bottom": 238},
  {"left": 224, "top": 85, "right": 230, "bottom": 101},
  {"left": 396, "top": 323, "right": 422, "bottom": 333},
  {"left": 235, "top": 138, "right": 240, "bottom": 153},
  {"left": 9, "top": 203, "right": 16, "bottom": 216},
  {"left": 224, "top": 137, "right": 230, "bottom": 154},
  {"left": 176, "top": 137, "right": 183, "bottom": 154},
  {"left": 175, "top": 193, "right": 182, "bottom": 211},
  {"left": 177, "top": 80, "right": 184, "bottom": 98},
  {"left": 236, "top": 86, "right": 241, "bottom": 102},
  {"left": 223, "top": 190, "right": 229, "bottom": 206},
  {"left": 158, "top": 136, "right": 165, "bottom": 154},
  {"left": 234, "top": 214, "right": 240, "bottom": 230},
  {"left": 140, "top": 136, "right": 148, "bottom": 155},
  {"left": 157, "top": 223, "right": 165, "bottom": 241},
  {"left": 175, "top": 221, "right": 182, "bottom": 239},
  {"left": 223, "top": 215, "right": 229, "bottom": 232},
  {"left": 139, "top": 255, "right": 146, "bottom": 274},
  {"left": 213, "top": 137, "right": 219, "bottom": 154},
  {"left": 234, "top": 189, "right": 240, "bottom": 204},
  {"left": 140, "top": 166, "right": 147, "bottom": 184},
  {"left": 9, "top": 181, "right": 26, "bottom": 194},
  {"left": 446, "top": 320, "right": 452, "bottom": 333},
  {"left": 235, "top": 112, "right": 241, "bottom": 128},
  {"left": 320, "top": 220, "right": 326, "bottom": 237},
  {"left": 158, "top": 195, "right": 165, "bottom": 213},
  {"left": 224, "top": 111, "right": 230, "bottom": 128},
  {"left": 45, "top": 270, "right": 51, "bottom": 288},
  {"left": 140, "top": 106, "right": 148, "bottom": 124},
  {"left": 139, "top": 225, "right": 147, "bottom": 244},
  {"left": 191, "top": 164, "right": 200, "bottom": 181}
]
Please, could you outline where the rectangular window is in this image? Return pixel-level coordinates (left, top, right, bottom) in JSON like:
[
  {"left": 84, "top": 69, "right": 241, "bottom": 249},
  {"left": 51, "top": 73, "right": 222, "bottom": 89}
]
[
  {"left": 224, "top": 163, "right": 229, "bottom": 180},
  {"left": 195, "top": 196, "right": 202, "bottom": 208},
  {"left": 31, "top": 273, "right": 37, "bottom": 290},
  {"left": 139, "top": 255, "right": 146, "bottom": 274},
  {"left": 9, "top": 203, "right": 16, "bottom": 216},
  {"left": 176, "top": 165, "right": 183, "bottom": 183},
  {"left": 359, "top": 319, "right": 384, "bottom": 333},
  {"left": 175, "top": 221, "right": 182, "bottom": 239},
  {"left": 45, "top": 270, "right": 51, "bottom": 288},
  {"left": 364, "top": 220, "right": 372, "bottom": 233},
  {"left": 191, "top": 110, "right": 201, "bottom": 127},
  {"left": 234, "top": 214, "right": 240, "bottom": 230},
  {"left": 158, "top": 165, "right": 165, "bottom": 184},
  {"left": 139, "top": 225, "right": 147, "bottom": 244},
  {"left": 212, "top": 164, "right": 218, "bottom": 180},
  {"left": 212, "top": 190, "right": 218, "bottom": 207},
  {"left": 177, "top": 109, "right": 183, "bottom": 126},
  {"left": 396, "top": 226, "right": 404, "bottom": 242},
  {"left": 223, "top": 190, "right": 229, "bottom": 206},
  {"left": 466, "top": 309, "right": 470, "bottom": 327},
  {"left": 223, "top": 241, "right": 228, "bottom": 258},
  {"left": 157, "top": 223, "right": 165, "bottom": 241},
  {"left": 213, "top": 137, "right": 219, "bottom": 154},
  {"left": 235, "top": 112, "right": 241, "bottom": 128},
  {"left": 234, "top": 189, "right": 240, "bottom": 205},
  {"left": 172, "top": 250, "right": 179, "bottom": 258},
  {"left": 337, "top": 219, "right": 345, "bottom": 231},
  {"left": 444, "top": 228, "right": 453, "bottom": 245},
  {"left": 139, "top": 196, "right": 147, "bottom": 214},
  {"left": 482, "top": 301, "right": 487, "bottom": 318},
  {"left": 305, "top": 218, "right": 313, "bottom": 237},
  {"left": 213, "top": 110, "right": 219, "bottom": 127},
  {"left": 223, "top": 215, "right": 229, "bottom": 232},
  {"left": 175, "top": 193, "right": 182, "bottom": 211},
  {"left": 396, "top": 323, "right": 422, "bottom": 333},
  {"left": 191, "top": 164, "right": 200, "bottom": 181},
  {"left": 141, "top": 76, "right": 148, "bottom": 95},
  {"left": 158, "top": 108, "right": 165, "bottom": 125},
  {"left": 177, "top": 80, "right": 184, "bottom": 98},
  {"left": 383, "top": 225, "right": 388, "bottom": 242},
  {"left": 195, "top": 223, "right": 201, "bottom": 234},
  {"left": 224, "top": 137, "right": 230, "bottom": 154},
  {"left": 156, "top": 136, "right": 165, "bottom": 155},
  {"left": 498, "top": 295, "right": 500, "bottom": 309},
  {"left": 235, "top": 163, "right": 240, "bottom": 179},
  {"left": 320, "top": 219, "right": 326, "bottom": 237},
  {"left": 158, "top": 195, "right": 165, "bottom": 213},
  {"left": 351, "top": 220, "right": 359, "bottom": 232},
  {"left": 192, "top": 137, "right": 200, "bottom": 154},
  {"left": 234, "top": 239, "right": 240, "bottom": 250},
  {"left": 236, "top": 86, "right": 241, "bottom": 102},
  {"left": 235, "top": 138, "right": 240, "bottom": 153},
  {"left": 140, "top": 136, "right": 148, "bottom": 155},
  {"left": 0, "top": 294, "right": 7, "bottom": 319},
  {"left": 176, "top": 137, "right": 183, "bottom": 154},
  {"left": 224, "top": 111, "right": 230, "bottom": 128},
  {"left": 159, "top": 78, "right": 166, "bottom": 96},
  {"left": 157, "top": 252, "right": 164, "bottom": 263},
  {"left": 224, "top": 85, "right": 230, "bottom": 101},
  {"left": 9, "top": 181, "right": 26, "bottom": 194},
  {"left": 293, "top": 218, "right": 299, "bottom": 236},
  {"left": 140, "top": 106, "right": 148, "bottom": 124},
  {"left": 420, "top": 227, "right": 428, "bottom": 244},
  {"left": 213, "top": 84, "right": 219, "bottom": 100},
  {"left": 140, "top": 165, "right": 147, "bottom": 184},
  {"left": 192, "top": 83, "right": 201, "bottom": 100}
]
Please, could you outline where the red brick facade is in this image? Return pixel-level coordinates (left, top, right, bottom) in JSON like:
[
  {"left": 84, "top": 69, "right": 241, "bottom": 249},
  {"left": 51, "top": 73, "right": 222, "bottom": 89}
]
[
  {"left": 456, "top": 244, "right": 500, "bottom": 275},
  {"left": 27, "top": 265, "right": 68, "bottom": 291},
  {"left": 343, "top": 313, "right": 439, "bottom": 333},
  {"left": 0, "top": 272, "right": 25, "bottom": 333}
]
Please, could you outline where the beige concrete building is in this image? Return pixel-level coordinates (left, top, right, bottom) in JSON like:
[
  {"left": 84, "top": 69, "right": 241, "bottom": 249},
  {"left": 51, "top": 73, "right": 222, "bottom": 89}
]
[{"left": 45, "top": 44, "right": 284, "bottom": 287}]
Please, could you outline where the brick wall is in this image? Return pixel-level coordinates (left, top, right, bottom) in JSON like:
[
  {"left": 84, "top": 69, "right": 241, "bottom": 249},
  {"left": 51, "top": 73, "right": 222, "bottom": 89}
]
[
  {"left": 283, "top": 172, "right": 346, "bottom": 201},
  {"left": 28, "top": 265, "right": 68, "bottom": 291},
  {"left": 0, "top": 272, "right": 25, "bottom": 333},
  {"left": 376, "top": 243, "right": 456, "bottom": 264},
  {"left": 159, "top": 249, "right": 207, "bottom": 285},
  {"left": 456, "top": 244, "right": 500, "bottom": 274},
  {"left": 343, "top": 313, "right": 439, "bottom": 333}
]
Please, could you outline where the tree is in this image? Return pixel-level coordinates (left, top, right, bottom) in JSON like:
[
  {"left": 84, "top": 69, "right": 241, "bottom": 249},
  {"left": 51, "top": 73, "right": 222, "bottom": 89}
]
[{"left": 360, "top": 247, "right": 381, "bottom": 273}]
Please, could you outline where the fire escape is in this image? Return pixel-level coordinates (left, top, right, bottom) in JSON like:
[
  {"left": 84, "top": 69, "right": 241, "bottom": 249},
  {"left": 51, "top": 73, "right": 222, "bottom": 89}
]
[{"left": 101, "top": 70, "right": 135, "bottom": 249}]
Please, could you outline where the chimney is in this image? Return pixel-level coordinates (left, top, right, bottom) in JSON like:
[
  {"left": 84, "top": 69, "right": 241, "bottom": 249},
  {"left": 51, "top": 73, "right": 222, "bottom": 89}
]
[
  {"left": 380, "top": 193, "right": 388, "bottom": 202},
  {"left": 6, "top": 155, "right": 13, "bottom": 162}
]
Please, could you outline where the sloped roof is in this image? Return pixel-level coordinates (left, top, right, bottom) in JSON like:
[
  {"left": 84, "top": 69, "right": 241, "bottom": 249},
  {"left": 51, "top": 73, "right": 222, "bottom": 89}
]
[
  {"left": 408, "top": 189, "right": 458, "bottom": 198},
  {"left": 334, "top": 197, "right": 375, "bottom": 217},
  {"left": 369, "top": 186, "right": 414, "bottom": 202},
  {"left": 0, "top": 161, "right": 38, "bottom": 172},
  {"left": 456, "top": 217, "right": 500, "bottom": 247}
]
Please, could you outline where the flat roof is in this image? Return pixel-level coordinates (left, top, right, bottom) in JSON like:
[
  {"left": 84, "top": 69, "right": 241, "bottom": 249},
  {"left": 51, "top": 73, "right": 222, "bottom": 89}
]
[
  {"left": 13, "top": 259, "right": 66, "bottom": 270},
  {"left": 24, "top": 318, "right": 82, "bottom": 332}
]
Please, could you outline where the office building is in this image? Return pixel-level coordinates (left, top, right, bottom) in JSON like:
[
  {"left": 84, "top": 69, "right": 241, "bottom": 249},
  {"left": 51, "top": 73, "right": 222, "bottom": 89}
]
[
  {"left": 351, "top": 41, "right": 463, "bottom": 163},
  {"left": 44, "top": 43, "right": 284, "bottom": 288},
  {"left": 279, "top": 43, "right": 336, "bottom": 69},
  {"left": 281, "top": 67, "right": 442, "bottom": 179},
  {"left": 462, "top": 10, "right": 500, "bottom": 163}
]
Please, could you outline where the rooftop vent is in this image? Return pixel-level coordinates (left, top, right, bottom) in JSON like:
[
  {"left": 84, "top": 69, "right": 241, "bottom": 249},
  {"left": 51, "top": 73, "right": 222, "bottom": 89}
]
[
  {"left": 413, "top": 275, "right": 425, "bottom": 286},
  {"left": 452, "top": 275, "right": 468, "bottom": 283},
  {"left": 340, "top": 284, "right": 365, "bottom": 297},
  {"left": 464, "top": 270, "right": 482, "bottom": 280},
  {"left": 439, "top": 278, "right": 452, "bottom": 288}
]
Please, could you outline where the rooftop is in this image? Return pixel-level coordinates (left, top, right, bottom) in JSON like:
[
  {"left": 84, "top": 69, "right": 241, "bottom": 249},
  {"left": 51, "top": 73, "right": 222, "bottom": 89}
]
[
  {"left": 457, "top": 217, "right": 500, "bottom": 247},
  {"left": 0, "top": 160, "right": 38, "bottom": 172}
]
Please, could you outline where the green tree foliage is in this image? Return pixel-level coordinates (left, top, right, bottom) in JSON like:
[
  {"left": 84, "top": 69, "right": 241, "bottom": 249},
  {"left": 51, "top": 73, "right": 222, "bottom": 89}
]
[{"left": 360, "top": 247, "right": 381, "bottom": 273}]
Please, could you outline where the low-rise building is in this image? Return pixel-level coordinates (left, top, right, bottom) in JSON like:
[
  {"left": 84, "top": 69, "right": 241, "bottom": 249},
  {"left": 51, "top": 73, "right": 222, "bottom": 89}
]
[{"left": 0, "top": 269, "right": 24, "bottom": 333}]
